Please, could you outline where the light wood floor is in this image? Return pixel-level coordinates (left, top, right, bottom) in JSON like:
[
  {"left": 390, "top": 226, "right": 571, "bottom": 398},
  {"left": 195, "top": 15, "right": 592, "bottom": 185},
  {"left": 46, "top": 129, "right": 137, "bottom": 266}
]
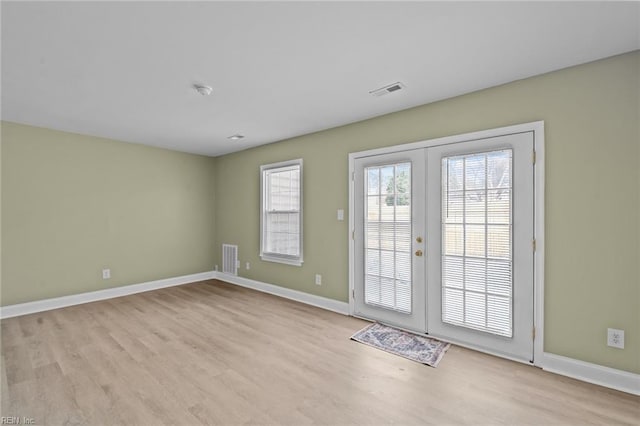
[{"left": 1, "top": 280, "right": 638, "bottom": 425}]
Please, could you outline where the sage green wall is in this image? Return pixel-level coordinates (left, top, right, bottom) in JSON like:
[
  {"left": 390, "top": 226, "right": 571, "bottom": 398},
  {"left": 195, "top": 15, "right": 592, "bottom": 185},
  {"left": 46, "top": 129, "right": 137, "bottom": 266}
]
[
  {"left": 1, "top": 122, "right": 216, "bottom": 306},
  {"left": 214, "top": 51, "right": 639, "bottom": 374},
  {"left": 1, "top": 53, "right": 637, "bottom": 374}
]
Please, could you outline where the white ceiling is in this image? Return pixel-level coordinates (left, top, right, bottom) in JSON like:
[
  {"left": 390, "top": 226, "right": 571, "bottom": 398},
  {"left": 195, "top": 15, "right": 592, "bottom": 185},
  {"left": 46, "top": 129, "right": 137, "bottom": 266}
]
[{"left": 2, "top": 1, "right": 639, "bottom": 157}]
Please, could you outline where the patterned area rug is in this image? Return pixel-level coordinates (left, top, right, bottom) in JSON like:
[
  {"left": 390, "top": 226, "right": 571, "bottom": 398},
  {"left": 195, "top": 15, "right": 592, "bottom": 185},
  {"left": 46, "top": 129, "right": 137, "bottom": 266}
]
[{"left": 351, "top": 322, "right": 451, "bottom": 367}]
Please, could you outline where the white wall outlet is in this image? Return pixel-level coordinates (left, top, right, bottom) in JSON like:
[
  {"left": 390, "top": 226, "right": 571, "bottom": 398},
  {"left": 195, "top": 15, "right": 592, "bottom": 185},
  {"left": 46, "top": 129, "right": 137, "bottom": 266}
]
[
  {"left": 246, "top": 262, "right": 250, "bottom": 270},
  {"left": 102, "top": 268, "right": 111, "bottom": 280},
  {"left": 215, "top": 264, "right": 219, "bottom": 271},
  {"left": 315, "top": 274, "right": 322, "bottom": 285},
  {"left": 607, "top": 328, "right": 625, "bottom": 349},
  {"left": 337, "top": 209, "right": 344, "bottom": 221}
]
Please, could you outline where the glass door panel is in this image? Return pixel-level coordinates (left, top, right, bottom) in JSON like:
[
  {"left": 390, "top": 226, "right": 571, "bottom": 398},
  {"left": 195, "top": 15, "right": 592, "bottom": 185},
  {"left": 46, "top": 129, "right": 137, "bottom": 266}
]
[
  {"left": 364, "top": 163, "right": 412, "bottom": 313},
  {"left": 441, "top": 150, "right": 513, "bottom": 337}
]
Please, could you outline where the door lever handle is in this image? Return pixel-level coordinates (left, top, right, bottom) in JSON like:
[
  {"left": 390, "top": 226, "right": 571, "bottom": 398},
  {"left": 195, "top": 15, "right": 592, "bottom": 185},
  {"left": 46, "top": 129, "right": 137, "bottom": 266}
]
[{"left": 415, "top": 250, "right": 423, "bottom": 257}]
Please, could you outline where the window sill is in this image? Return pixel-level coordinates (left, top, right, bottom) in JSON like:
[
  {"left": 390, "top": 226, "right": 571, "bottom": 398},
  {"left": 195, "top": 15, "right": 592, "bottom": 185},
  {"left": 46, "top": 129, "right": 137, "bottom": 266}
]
[{"left": 260, "top": 254, "right": 303, "bottom": 267}]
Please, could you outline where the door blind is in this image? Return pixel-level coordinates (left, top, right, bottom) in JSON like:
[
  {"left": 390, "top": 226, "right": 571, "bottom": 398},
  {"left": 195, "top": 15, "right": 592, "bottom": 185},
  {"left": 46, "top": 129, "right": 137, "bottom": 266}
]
[
  {"left": 364, "top": 162, "right": 412, "bottom": 313},
  {"left": 441, "top": 150, "right": 513, "bottom": 337}
]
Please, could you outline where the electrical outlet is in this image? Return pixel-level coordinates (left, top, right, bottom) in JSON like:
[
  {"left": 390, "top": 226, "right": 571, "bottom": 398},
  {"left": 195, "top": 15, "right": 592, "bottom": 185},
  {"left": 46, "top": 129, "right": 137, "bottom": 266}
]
[
  {"left": 315, "top": 274, "right": 322, "bottom": 285},
  {"left": 246, "top": 262, "right": 250, "bottom": 270},
  {"left": 215, "top": 265, "right": 219, "bottom": 271},
  {"left": 102, "top": 268, "right": 111, "bottom": 280},
  {"left": 607, "top": 328, "right": 624, "bottom": 349},
  {"left": 337, "top": 209, "right": 344, "bottom": 221}
]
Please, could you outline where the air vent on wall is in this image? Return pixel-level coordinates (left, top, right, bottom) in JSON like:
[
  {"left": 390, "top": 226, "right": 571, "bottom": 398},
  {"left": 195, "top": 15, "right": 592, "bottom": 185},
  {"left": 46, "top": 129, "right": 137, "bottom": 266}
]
[
  {"left": 222, "top": 244, "right": 238, "bottom": 275},
  {"left": 369, "top": 82, "right": 406, "bottom": 97}
]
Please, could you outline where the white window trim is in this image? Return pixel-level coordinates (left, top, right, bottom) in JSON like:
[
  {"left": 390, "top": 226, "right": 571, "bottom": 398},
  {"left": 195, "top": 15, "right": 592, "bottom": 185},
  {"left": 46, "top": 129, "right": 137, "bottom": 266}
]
[{"left": 260, "top": 158, "right": 304, "bottom": 266}]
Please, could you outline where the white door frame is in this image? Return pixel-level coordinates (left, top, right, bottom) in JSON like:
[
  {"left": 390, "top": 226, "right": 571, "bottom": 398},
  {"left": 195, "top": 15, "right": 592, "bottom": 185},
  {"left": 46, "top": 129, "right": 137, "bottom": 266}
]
[{"left": 348, "top": 121, "right": 545, "bottom": 366}]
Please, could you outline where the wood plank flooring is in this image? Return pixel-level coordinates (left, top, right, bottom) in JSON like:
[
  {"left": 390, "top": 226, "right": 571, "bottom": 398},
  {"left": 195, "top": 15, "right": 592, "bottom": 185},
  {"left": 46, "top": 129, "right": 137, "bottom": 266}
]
[{"left": 1, "top": 279, "right": 638, "bottom": 425}]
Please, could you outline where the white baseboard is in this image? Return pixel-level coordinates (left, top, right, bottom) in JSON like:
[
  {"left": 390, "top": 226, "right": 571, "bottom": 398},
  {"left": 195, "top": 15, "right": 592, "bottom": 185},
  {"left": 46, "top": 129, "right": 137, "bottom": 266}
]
[
  {"left": 214, "top": 273, "right": 639, "bottom": 396},
  {"left": 214, "top": 272, "right": 350, "bottom": 316},
  {"left": 542, "top": 352, "right": 640, "bottom": 396},
  {"left": 4, "top": 271, "right": 636, "bottom": 397},
  {"left": 0, "top": 271, "right": 216, "bottom": 319}
]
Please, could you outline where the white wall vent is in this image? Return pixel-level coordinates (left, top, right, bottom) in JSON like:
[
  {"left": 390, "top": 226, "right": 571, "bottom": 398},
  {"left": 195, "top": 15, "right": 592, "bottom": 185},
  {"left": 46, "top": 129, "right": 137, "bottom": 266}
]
[
  {"left": 369, "top": 82, "right": 405, "bottom": 97},
  {"left": 222, "top": 244, "right": 238, "bottom": 275}
]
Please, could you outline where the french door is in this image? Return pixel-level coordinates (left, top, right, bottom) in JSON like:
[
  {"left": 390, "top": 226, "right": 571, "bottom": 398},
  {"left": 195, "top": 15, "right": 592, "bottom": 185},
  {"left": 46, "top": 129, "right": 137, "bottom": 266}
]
[
  {"left": 353, "top": 149, "right": 426, "bottom": 331},
  {"left": 353, "top": 131, "right": 535, "bottom": 362}
]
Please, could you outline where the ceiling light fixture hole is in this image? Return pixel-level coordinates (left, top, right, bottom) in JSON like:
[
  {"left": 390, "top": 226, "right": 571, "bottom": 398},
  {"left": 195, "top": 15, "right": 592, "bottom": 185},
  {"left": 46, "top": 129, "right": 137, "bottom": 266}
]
[{"left": 194, "top": 84, "right": 213, "bottom": 96}]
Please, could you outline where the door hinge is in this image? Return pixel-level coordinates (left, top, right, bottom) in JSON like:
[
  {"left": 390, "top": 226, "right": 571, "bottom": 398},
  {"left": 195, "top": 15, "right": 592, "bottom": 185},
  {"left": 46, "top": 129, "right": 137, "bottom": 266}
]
[
  {"left": 352, "top": 289, "right": 355, "bottom": 299},
  {"left": 532, "top": 326, "right": 536, "bottom": 340},
  {"left": 352, "top": 230, "right": 355, "bottom": 240},
  {"left": 532, "top": 150, "right": 537, "bottom": 165},
  {"left": 352, "top": 171, "right": 355, "bottom": 181},
  {"left": 532, "top": 239, "right": 537, "bottom": 251}
]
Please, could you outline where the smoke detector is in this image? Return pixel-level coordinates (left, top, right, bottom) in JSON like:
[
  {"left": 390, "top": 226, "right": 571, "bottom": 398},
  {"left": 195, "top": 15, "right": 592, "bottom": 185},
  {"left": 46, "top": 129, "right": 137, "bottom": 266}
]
[
  {"left": 194, "top": 84, "right": 213, "bottom": 96},
  {"left": 369, "top": 82, "right": 405, "bottom": 97}
]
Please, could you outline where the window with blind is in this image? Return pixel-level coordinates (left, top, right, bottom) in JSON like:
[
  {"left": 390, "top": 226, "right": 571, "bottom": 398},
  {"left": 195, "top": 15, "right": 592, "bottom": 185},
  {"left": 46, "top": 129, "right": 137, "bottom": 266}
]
[
  {"left": 441, "top": 150, "right": 513, "bottom": 337},
  {"left": 364, "top": 162, "right": 412, "bottom": 313},
  {"left": 260, "top": 159, "right": 303, "bottom": 266}
]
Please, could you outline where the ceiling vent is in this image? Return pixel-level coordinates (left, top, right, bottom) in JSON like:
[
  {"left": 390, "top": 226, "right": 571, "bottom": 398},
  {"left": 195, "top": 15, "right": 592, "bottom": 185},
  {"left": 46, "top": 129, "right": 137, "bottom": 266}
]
[{"left": 369, "top": 82, "right": 405, "bottom": 97}]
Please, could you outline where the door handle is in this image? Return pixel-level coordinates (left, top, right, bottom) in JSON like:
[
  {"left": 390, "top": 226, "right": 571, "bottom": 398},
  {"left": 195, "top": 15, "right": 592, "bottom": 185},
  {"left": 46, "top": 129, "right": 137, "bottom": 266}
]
[
  {"left": 416, "top": 236, "right": 423, "bottom": 243},
  {"left": 415, "top": 250, "right": 423, "bottom": 257}
]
